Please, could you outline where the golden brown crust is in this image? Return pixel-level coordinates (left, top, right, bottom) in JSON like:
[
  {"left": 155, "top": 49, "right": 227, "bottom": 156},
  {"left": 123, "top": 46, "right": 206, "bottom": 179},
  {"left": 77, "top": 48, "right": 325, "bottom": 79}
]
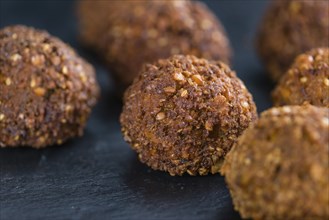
[
  {"left": 256, "top": 0, "right": 329, "bottom": 81},
  {"left": 272, "top": 48, "right": 329, "bottom": 107},
  {"left": 0, "top": 25, "right": 100, "bottom": 148},
  {"left": 78, "top": 0, "right": 232, "bottom": 87},
  {"left": 120, "top": 55, "right": 257, "bottom": 176},
  {"left": 222, "top": 105, "right": 329, "bottom": 220}
]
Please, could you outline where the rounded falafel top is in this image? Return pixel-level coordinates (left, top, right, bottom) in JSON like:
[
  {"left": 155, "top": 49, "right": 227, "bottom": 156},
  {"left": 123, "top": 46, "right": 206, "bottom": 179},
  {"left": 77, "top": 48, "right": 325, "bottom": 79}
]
[
  {"left": 120, "top": 55, "right": 257, "bottom": 176},
  {"left": 0, "top": 25, "right": 99, "bottom": 148}
]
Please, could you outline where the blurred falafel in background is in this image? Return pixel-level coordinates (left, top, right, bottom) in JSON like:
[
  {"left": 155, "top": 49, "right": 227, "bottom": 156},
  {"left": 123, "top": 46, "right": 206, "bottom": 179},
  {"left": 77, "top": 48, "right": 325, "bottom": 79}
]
[
  {"left": 256, "top": 0, "right": 329, "bottom": 81},
  {"left": 77, "top": 0, "right": 232, "bottom": 88}
]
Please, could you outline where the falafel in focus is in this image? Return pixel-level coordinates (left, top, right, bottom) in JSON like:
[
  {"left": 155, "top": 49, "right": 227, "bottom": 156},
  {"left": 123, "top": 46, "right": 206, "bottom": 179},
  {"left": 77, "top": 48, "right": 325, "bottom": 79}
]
[
  {"left": 120, "top": 55, "right": 257, "bottom": 176},
  {"left": 0, "top": 25, "right": 99, "bottom": 148}
]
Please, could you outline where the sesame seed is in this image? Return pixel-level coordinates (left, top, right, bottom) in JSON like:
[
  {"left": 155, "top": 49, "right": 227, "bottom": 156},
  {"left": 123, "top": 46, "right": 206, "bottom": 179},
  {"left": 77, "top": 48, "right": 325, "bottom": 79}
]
[
  {"left": 199, "top": 168, "right": 207, "bottom": 175},
  {"left": 65, "top": 105, "right": 73, "bottom": 112},
  {"left": 156, "top": 112, "right": 165, "bottom": 121},
  {"left": 42, "top": 44, "right": 51, "bottom": 52},
  {"left": 241, "top": 101, "right": 249, "bottom": 108},
  {"left": 282, "top": 106, "right": 292, "bottom": 113},
  {"left": 10, "top": 53, "right": 22, "bottom": 62},
  {"left": 0, "top": 114, "right": 5, "bottom": 121},
  {"left": 244, "top": 158, "right": 251, "bottom": 165},
  {"left": 5, "top": 78, "right": 11, "bottom": 86},
  {"left": 308, "top": 56, "right": 314, "bottom": 62},
  {"left": 321, "top": 117, "right": 329, "bottom": 127},
  {"left": 239, "top": 83, "right": 246, "bottom": 90},
  {"left": 205, "top": 121, "right": 213, "bottom": 131},
  {"left": 38, "top": 136, "right": 45, "bottom": 144},
  {"left": 180, "top": 89, "right": 188, "bottom": 97},
  {"left": 62, "top": 66, "right": 68, "bottom": 74},
  {"left": 79, "top": 72, "right": 87, "bottom": 83},
  {"left": 173, "top": 72, "right": 185, "bottom": 81},
  {"left": 270, "top": 108, "right": 280, "bottom": 116},
  {"left": 123, "top": 134, "right": 132, "bottom": 142},
  {"left": 324, "top": 78, "right": 329, "bottom": 87},
  {"left": 31, "top": 55, "right": 45, "bottom": 66},
  {"left": 287, "top": 70, "right": 294, "bottom": 76},
  {"left": 300, "top": 77, "right": 307, "bottom": 83},
  {"left": 164, "top": 87, "right": 176, "bottom": 93},
  {"left": 191, "top": 74, "right": 204, "bottom": 85},
  {"left": 182, "top": 71, "right": 191, "bottom": 77},
  {"left": 34, "top": 87, "right": 46, "bottom": 96},
  {"left": 187, "top": 78, "right": 194, "bottom": 85},
  {"left": 30, "top": 78, "right": 36, "bottom": 88}
]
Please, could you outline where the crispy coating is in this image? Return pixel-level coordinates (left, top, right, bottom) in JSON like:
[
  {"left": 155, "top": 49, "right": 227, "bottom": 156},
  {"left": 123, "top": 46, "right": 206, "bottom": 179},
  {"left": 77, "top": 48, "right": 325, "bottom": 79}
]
[
  {"left": 78, "top": 0, "right": 232, "bottom": 87},
  {"left": 120, "top": 55, "right": 257, "bottom": 176},
  {"left": 272, "top": 48, "right": 329, "bottom": 107},
  {"left": 0, "top": 25, "right": 99, "bottom": 148},
  {"left": 256, "top": 0, "right": 329, "bottom": 81},
  {"left": 222, "top": 105, "right": 329, "bottom": 220}
]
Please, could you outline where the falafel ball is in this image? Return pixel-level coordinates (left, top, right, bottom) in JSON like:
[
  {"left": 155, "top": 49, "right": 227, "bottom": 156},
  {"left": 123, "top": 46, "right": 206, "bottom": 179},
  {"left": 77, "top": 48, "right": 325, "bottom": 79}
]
[
  {"left": 222, "top": 105, "right": 329, "bottom": 220},
  {"left": 120, "top": 55, "right": 257, "bottom": 176},
  {"left": 78, "top": 0, "right": 232, "bottom": 87},
  {"left": 0, "top": 25, "right": 99, "bottom": 148},
  {"left": 272, "top": 48, "right": 329, "bottom": 107},
  {"left": 256, "top": 0, "right": 329, "bottom": 81}
]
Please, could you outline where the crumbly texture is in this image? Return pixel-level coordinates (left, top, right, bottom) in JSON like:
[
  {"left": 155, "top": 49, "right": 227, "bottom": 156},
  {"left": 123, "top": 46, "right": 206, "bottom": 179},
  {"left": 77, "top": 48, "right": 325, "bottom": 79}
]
[
  {"left": 256, "top": 0, "right": 329, "bottom": 81},
  {"left": 120, "top": 55, "right": 257, "bottom": 176},
  {"left": 272, "top": 48, "right": 329, "bottom": 107},
  {"left": 222, "top": 105, "right": 329, "bottom": 220},
  {"left": 0, "top": 25, "right": 99, "bottom": 148},
  {"left": 78, "top": 0, "right": 232, "bottom": 87}
]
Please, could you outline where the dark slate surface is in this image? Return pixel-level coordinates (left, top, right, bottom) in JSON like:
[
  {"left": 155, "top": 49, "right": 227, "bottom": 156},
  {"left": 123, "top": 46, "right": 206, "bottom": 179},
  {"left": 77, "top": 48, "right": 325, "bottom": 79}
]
[{"left": 0, "top": 0, "right": 273, "bottom": 219}]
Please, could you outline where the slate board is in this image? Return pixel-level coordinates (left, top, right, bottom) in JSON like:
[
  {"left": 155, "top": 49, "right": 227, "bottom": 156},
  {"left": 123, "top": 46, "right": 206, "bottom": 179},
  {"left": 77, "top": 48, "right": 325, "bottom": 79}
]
[{"left": 0, "top": 0, "right": 273, "bottom": 219}]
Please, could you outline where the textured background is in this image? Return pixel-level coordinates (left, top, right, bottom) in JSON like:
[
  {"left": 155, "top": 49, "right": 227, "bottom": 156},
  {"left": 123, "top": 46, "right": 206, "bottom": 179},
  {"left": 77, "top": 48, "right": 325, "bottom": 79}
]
[{"left": 0, "top": 0, "right": 272, "bottom": 219}]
